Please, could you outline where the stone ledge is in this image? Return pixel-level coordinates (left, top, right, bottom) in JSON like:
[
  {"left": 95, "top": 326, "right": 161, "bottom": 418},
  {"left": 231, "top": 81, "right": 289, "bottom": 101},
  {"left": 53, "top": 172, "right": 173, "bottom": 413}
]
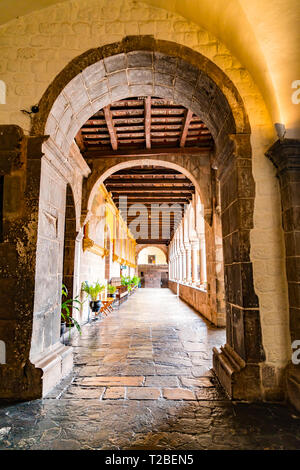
[{"left": 32, "top": 342, "right": 73, "bottom": 397}]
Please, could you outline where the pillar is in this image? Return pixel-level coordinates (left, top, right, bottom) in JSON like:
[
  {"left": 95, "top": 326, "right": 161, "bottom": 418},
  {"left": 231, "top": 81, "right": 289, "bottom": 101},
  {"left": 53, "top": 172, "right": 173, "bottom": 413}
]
[
  {"left": 191, "top": 240, "right": 200, "bottom": 284},
  {"left": 185, "top": 243, "right": 192, "bottom": 283},
  {"left": 266, "top": 138, "right": 300, "bottom": 411},
  {"left": 199, "top": 236, "right": 207, "bottom": 286},
  {"left": 180, "top": 248, "right": 186, "bottom": 282},
  {"left": 213, "top": 134, "right": 266, "bottom": 402}
]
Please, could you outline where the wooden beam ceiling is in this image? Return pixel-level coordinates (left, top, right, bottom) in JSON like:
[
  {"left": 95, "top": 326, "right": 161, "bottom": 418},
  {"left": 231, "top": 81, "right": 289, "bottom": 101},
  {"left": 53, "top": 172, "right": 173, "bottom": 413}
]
[
  {"left": 76, "top": 96, "right": 214, "bottom": 157},
  {"left": 75, "top": 96, "right": 211, "bottom": 244}
]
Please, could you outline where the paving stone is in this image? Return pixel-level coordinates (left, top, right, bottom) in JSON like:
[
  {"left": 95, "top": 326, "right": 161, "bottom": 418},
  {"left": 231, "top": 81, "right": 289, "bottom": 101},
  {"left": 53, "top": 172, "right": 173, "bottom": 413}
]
[
  {"left": 81, "top": 376, "right": 144, "bottom": 387},
  {"left": 163, "top": 388, "right": 197, "bottom": 400},
  {"left": 180, "top": 377, "right": 214, "bottom": 388},
  {"left": 127, "top": 387, "right": 161, "bottom": 400},
  {"left": 155, "top": 365, "right": 191, "bottom": 376},
  {"left": 6, "top": 290, "right": 300, "bottom": 449},
  {"left": 77, "top": 366, "right": 100, "bottom": 377},
  {"left": 103, "top": 387, "right": 125, "bottom": 400},
  {"left": 183, "top": 342, "right": 208, "bottom": 352},
  {"left": 196, "top": 388, "right": 228, "bottom": 401},
  {"left": 63, "top": 386, "right": 104, "bottom": 399},
  {"left": 144, "top": 376, "right": 179, "bottom": 387}
]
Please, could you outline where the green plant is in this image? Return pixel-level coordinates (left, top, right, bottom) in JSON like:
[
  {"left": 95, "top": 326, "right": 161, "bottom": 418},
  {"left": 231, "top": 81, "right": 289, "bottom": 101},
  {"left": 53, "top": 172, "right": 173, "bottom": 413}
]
[
  {"left": 107, "top": 284, "right": 117, "bottom": 294},
  {"left": 61, "top": 284, "right": 82, "bottom": 339},
  {"left": 121, "top": 275, "right": 130, "bottom": 287},
  {"left": 81, "top": 280, "right": 105, "bottom": 301},
  {"left": 130, "top": 275, "right": 140, "bottom": 287}
]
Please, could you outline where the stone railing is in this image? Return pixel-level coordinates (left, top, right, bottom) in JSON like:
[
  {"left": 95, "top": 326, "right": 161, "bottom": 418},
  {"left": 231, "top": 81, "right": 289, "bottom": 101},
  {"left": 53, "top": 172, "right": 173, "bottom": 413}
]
[{"left": 168, "top": 280, "right": 212, "bottom": 323}]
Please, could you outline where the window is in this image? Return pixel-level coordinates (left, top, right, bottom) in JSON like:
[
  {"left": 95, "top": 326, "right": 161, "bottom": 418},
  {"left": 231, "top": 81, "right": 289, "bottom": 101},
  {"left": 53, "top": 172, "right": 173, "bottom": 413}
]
[{"left": 148, "top": 255, "right": 155, "bottom": 264}]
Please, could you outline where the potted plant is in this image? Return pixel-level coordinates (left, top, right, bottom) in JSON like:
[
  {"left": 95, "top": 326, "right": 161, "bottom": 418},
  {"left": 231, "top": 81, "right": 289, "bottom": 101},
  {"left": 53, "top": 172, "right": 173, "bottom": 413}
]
[
  {"left": 131, "top": 275, "right": 140, "bottom": 289},
  {"left": 107, "top": 284, "right": 117, "bottom": 298},
  {"left": 61, "top": 284, "right": 82, "bottom": 340},
  {"left": 81, "top": 280, "right": 105, "bottom": 312},
  {"left": 121, "top": 275, "right": 131, "bottom": 291}
]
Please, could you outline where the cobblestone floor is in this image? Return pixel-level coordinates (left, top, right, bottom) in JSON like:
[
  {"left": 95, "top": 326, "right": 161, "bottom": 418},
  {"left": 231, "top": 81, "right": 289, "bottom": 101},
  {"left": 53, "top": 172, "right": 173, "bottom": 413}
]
[{"left": 0, "top": 289, "right": 300, "bottom": 450}]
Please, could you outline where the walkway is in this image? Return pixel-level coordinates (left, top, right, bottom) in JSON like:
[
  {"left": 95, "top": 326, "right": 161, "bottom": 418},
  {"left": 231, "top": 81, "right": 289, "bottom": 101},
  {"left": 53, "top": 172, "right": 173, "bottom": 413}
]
[{"left": 0, "top": 289, "right": 299, "bottom": 450}]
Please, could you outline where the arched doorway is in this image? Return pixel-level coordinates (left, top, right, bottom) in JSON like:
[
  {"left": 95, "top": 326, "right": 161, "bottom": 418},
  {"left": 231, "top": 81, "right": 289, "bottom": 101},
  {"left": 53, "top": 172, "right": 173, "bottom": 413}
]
[
  {"left": 8, "top": 38, "right": 284, "bottom": 403},
  {"left": 137, "top": 246, "right": 168, "bottom": 288}
]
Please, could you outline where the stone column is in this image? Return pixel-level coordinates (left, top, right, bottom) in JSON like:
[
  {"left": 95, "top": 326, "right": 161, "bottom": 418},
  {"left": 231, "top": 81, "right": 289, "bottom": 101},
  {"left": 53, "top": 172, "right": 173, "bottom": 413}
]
[
  {"left": 180, "top": 248, "right": 186, "bottom": 282},
  {"left": 177, "top": 253, "right": 181, "bottom": 281},
  {"left": 199, "top": 236, "right": 207, "bottom": 286},
  {"left": 266, "top": 138, "right": 300, "bottom": 411},
  {"left": 213, "top": 134, "right": 266, "bottom": 402},
  {"left": 185, "top": 243, "right": 192, "bottom": 283},
  {"left": 191, "top": 240, "right": 200, "bottom": 284}
]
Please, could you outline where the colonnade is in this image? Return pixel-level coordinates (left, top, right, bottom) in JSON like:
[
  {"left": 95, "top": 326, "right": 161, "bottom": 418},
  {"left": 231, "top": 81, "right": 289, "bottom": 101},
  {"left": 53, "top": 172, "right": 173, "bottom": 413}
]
[{"left": 168, "top": 195, "right": 207, "bottom": 288}]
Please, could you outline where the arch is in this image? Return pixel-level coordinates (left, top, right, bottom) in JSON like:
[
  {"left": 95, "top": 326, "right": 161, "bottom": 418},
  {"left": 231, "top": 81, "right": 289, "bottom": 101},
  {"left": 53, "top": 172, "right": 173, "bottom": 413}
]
[
  {"left": 137, "top": 246, "right": 168, "bottom": 265},
  {"left": 34, "top": 38, "right": 250, "bottom": 184},
  {"left": 136, "top": 243, "right": 168, "bottom": 262},
  {"left": 87, "top": 159, "right": 204, "bottom": 218},
  {"left": 28, "top": 39, "right": 275, "bottom": 402}
]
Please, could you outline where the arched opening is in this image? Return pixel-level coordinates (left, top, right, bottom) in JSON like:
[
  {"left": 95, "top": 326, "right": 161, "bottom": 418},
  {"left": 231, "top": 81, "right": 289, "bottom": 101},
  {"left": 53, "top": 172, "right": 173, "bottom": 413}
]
[
  {"left": 137, "top": 246, "right": 168, "bottom": 288},
  {"left": 138, "top": 247, "right": 167, "bottom": 265},
  {"left": 14, "top": 39, "right": 278, "bottom": 403}
]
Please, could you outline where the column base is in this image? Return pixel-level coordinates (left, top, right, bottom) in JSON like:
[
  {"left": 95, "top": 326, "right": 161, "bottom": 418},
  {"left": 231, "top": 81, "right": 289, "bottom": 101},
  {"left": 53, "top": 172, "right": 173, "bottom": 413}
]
[
  {"left": 286, "top": 364, "right": 300, "bottom": 413},
  {"left": 32, "top": 342, "right": 73, "bottom": 397},
  {"left": 213, "top": 343, "right": 263, "bottom": 401}
]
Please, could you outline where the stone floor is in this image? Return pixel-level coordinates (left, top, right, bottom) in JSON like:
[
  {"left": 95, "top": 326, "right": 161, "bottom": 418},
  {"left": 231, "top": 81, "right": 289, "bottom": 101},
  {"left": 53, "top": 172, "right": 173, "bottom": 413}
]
[{"left": 0, "top": 288, "right": 300, "bottom": 450}]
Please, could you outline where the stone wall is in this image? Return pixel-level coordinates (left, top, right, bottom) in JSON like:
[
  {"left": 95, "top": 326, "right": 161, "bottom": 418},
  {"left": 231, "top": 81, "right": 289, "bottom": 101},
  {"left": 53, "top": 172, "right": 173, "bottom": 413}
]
[{"left": 169, "top": 281, "right": 210, "bottom": 322}]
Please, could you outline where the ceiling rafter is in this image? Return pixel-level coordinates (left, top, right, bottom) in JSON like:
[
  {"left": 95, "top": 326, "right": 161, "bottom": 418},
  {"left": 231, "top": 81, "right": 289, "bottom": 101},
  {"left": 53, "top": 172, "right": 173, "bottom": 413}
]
[{"left": 103, "top": 105, "right": 118, "bottom": 151}]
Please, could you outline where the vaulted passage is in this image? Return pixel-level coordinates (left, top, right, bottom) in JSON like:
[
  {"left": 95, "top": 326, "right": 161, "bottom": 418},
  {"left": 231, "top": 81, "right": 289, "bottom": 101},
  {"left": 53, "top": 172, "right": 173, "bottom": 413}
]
[
  {"left": 0, "top": 20, "right": 299, "bottom": 449},
  {"left": 0, "top": 289, "right": 299, "bottom": 450}
]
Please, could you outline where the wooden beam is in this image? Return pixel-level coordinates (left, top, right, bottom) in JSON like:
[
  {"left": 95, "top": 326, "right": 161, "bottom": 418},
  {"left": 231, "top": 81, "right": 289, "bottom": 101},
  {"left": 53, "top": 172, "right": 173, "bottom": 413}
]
[
  {"left": 75, "top": 130, "right": 85, "bottom": 152},
  {"left": 103, "top": 105, "right": 118, "bottom": 151},
  {"left": 136, "top": 239, "right": 170, "bottom": 244},
  {"left": 180, "top": 109, "right": 194, "bottom": 148},
  {"left": 84, "top": 145, "right": 212, "bottom": 159},
  {"left": 107, "top": 187, "right": 194, "bottom": 193},
  {"left": 144, "top": 96, "right": 151, "bottom": 149},
  {"left": 105, "top": 178, "right": 192, "bottom": 185}
]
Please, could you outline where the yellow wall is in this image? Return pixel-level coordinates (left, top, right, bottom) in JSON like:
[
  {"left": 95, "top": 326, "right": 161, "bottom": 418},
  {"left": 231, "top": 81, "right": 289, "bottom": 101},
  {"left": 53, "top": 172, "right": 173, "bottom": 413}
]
[{"left": 0, "top": 0, "right": 299, "bottom": 137}]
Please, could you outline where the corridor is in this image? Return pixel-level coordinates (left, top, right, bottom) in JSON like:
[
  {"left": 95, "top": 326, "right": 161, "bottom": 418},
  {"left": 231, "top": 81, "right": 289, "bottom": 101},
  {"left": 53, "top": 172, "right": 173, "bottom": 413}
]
[{"left": 0, "top": 289, "right": 299, "bottom": 450}]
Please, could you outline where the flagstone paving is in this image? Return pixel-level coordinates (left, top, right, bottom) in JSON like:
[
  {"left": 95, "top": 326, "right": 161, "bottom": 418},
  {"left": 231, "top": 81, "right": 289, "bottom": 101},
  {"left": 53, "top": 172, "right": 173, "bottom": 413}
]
[{"left": 0, "top": 288, "right": 300, "bottom": 450}]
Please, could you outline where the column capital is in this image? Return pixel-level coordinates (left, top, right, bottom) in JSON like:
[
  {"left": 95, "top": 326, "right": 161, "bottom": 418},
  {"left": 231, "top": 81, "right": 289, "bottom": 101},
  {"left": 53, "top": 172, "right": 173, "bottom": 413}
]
[
  {"left": 265, "top": 138, "right": 300, "bottom": 175},
  {"left": 190, "top": 239, "right": 200, "bottom": 250}
]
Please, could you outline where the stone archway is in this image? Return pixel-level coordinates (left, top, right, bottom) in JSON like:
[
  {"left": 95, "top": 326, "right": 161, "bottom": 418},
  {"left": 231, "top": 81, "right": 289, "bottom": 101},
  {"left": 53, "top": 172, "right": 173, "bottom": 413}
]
[
  {"left": 136, "top": 244, "right": 168, "bottom": 264},
  {"left": 1, "top": 38, "right": 274, "bottom": 402}
]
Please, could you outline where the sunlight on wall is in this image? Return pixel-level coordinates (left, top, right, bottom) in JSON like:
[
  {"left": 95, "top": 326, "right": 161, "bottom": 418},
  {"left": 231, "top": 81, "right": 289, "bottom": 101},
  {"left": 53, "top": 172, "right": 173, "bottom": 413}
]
[{"left": 138, "top": 247, "right": 167, "bottom": 265}]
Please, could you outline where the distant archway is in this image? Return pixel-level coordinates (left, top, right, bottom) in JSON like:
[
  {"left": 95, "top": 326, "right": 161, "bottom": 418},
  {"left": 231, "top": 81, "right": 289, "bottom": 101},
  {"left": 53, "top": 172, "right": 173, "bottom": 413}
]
[{"left": 137, "top": 246, "right": 167, "bottom": 265}]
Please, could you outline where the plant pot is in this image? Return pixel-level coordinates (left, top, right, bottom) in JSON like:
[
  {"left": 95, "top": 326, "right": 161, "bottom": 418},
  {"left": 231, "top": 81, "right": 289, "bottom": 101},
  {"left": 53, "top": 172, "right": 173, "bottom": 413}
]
[
  {"left": 90, "top": 300, "right": 102, "bottom": 312},
  {"left": 60, "top": 322, "right": 66, "bottom": 336}
]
